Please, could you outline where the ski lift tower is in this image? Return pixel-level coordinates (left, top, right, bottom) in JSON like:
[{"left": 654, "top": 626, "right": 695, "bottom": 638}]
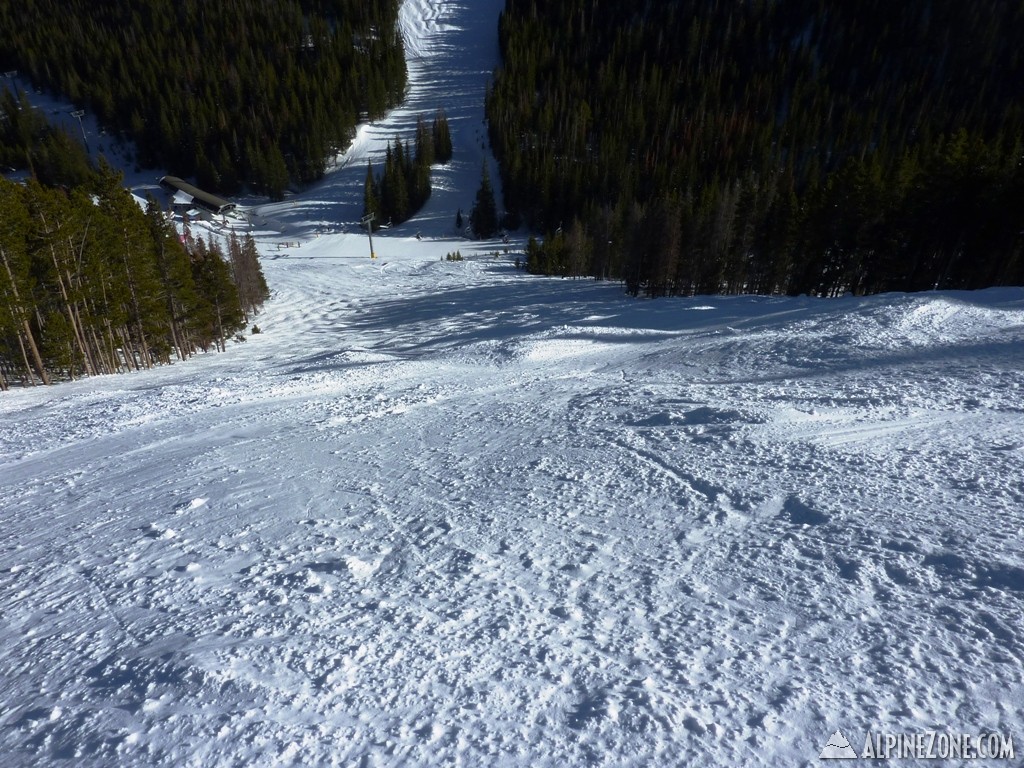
[
  {"left": 361, "top": 212, "right": 376, "bottom": 259},
  {"left": 70, "top": 109, "right": 88, "bottom": 152}
]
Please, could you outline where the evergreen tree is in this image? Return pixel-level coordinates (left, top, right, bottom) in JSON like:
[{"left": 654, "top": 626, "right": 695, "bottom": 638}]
[
  {"left": 470, "top": 164, "right": 499, "bottom": 239},
  {"left": 432, "top": 109, "right": 453, "bottom": 163},
  {"left": 189, "top": 237, "right": 245, "bottom": 353},
  {"left": 145, "top": 198, "right": 201, "bottom": 361},
  {"left": 363, "top": 161, "right": 381, "bottom": 225},
  {"left": 380, "top": 141, "right": 409, "bottom": 225},
  {"left": 0, "top": 177, "right": 50, "bottom": 385},
  {"left": 415, "top": 115, "right": 435, "bottom": 169},
  {"left": 363, "top": 114, "right": 452, "bottom": 229},
  {"left": 228, "top": 231, "right": 270, "bottom": 319}
]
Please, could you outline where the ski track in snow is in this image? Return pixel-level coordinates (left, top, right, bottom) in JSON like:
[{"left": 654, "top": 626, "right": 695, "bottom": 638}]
[{"left": 3, "top": 2, "right": 1024, "bottom": 766}]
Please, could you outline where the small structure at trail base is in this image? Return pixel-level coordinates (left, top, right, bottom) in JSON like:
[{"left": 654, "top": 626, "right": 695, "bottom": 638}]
[{"left": 159, "top": 176, "right": 236, "bottom": 216}]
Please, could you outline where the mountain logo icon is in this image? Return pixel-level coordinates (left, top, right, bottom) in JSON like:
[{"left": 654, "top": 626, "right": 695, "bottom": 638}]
[{"left": 820, "top": 730, "right": 858, "bottom": 759}]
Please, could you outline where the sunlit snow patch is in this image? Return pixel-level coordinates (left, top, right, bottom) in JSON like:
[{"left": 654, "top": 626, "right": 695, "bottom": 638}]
[{"left": 344, "top": 552, "right": 389, "bottom": 582}]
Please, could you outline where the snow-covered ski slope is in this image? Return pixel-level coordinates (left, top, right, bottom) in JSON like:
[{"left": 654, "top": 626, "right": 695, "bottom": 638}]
[{"left": 3, "top": 1, "right": 1024, "bottom": 766}]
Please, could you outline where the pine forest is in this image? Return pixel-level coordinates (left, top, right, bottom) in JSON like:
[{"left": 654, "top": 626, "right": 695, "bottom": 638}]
[
  {"left": 0, "top": 166, "right": 269, "bottom": 389},
  {"left": 0, "top": 0, "right": 407, "bottom": 199},
  {"left": 487, "top": 0, "right": 1024, "bottom": 296},
  {"left": 362, "top": 111, "right": 453, "bottom": 229}
]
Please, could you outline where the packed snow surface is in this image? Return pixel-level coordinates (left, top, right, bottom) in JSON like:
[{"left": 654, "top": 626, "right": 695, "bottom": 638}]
[{"left": 3, "top": 1, "right": 1024, "bottom": 766}]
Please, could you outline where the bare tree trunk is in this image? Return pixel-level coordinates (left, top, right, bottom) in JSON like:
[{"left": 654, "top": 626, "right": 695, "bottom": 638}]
[
  {"left": 13, "top": 332, "right": 34, "bottom": 385},
  {"left": 0, "top": 244, "right": 50, "bottom": 385},
  {"left": 38, "top": 218, "right": 94, "bottom": 377},
  {"left": 4, "top": 296, "right": 39, "bottom": 386},
  {"left": 105, "top": 322, "right": 122, "bottom": 372},
  {"left": 215, "top": 299, "right": 225, "bottom": 353},
  {"left": 120, "top": 231, "right": 154, "bottom": 369},
  {"left": 167, "top": 301, "right": 185, "bottom": 361},
  {"left": 178, "top": 318, "right": 193, "bottom": 360},
  {"left": 68, "top": 222, "right": 102, "bottom": 375},
  {"left": 70, "top": 298, "right": 100, "bottom": 375},
  {"left": 88, "top": 325, "right": 112, "bottom": 375},
  {"left": 53, "top": 262, "right": 95, "bottom": 377},
  {"left": 118, "top": 326, "right": 140, "bottom": 371},
  {"left": 37, "top": 212, "right": 92, "bottom": 375}
]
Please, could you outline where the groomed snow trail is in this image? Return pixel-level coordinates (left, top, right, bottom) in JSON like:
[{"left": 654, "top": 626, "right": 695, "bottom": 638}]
[{"left": 3, "top": 2, "right": 1024, "bottom": 766}]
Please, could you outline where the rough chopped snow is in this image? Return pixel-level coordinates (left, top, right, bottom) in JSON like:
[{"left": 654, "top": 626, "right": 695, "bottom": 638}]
[{"left": 2, "top": 1, "right": 1023, "bottom": 766}]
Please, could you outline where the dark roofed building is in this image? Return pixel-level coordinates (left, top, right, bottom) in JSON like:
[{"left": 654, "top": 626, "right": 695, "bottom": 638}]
[{"left": 159, "top": 176, "right": 236, "bottom": 215}]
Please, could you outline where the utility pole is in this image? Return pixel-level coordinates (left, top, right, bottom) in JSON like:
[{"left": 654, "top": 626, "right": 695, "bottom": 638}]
[{"left": 361, "top": 212, "right": 376, "bottom": 259}]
